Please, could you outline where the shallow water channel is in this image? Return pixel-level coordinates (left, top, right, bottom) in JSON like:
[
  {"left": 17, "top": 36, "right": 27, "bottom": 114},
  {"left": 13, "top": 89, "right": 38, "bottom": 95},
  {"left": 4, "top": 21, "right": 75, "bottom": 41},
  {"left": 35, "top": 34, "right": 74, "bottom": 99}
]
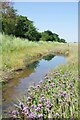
[{"left": 2, "top": 54, "right": 67, "bottom": 117}]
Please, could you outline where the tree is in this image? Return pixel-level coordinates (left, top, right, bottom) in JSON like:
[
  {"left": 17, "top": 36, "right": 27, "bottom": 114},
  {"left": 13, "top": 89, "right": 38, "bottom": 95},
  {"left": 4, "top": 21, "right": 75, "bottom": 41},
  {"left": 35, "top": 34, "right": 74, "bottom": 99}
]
[
  {"left": 1, "top": 1, "right": 17, "bottom": 34},
  {"left": 40, "top": 31, "right": 49, "bottom": 41},
  {"left": 25, "top": 23, "right": 41, "bottom": 41},
  {"left": 14, "top": 15, "right": 31, "bottom": 38},
  {"left": 60, "top": 38, "right": 66, "bottom": 43},
  {"left": 1, "top": 1, "right": 41, "bottom": 41},
  {"left": 40, "top": 30, "right": 60, "bottom": 42}
]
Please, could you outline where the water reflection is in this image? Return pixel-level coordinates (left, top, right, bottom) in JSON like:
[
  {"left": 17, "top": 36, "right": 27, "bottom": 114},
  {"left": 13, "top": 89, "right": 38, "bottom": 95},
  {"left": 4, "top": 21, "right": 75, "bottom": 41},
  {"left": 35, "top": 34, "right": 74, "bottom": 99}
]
[
  {"left": 27, "top": 61, "right": 39, "bottom": 69},
  {"left": 43, "top": 54, "right": 55, "bottom": 61},
  {"left": 2, "top": 54, "right": 66, "bottom": 116}
]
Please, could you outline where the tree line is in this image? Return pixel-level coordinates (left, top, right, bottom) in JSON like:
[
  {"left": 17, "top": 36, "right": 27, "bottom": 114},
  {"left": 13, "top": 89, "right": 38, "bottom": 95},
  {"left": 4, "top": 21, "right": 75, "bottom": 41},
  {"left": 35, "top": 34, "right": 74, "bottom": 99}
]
[{"left": 1, "top": 1, "right": 66, "bottom": 43}]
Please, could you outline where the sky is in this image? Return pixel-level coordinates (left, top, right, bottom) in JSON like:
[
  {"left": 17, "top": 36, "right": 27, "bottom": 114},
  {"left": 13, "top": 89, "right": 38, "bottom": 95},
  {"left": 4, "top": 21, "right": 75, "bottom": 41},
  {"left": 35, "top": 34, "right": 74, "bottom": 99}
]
[{"left": 13, "top": 2, "right": 78, "bottom": 42}]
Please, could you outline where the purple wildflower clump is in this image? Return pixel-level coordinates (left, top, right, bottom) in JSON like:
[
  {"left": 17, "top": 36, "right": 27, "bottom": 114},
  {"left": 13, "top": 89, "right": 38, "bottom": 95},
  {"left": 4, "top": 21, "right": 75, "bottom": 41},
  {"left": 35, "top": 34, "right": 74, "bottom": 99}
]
[
  {"left": 36, "top": 85, "right": 40, "bottom": 89},
  {"left": 23, "top": 106, "right": 29, "bottom": 113},
  {"left": 31, "top": 104, "right": 35, "bottom": 108},
  {"left": 50, "top": 82, "right": 54, "bottom": 87},
  {"left": 35, "top": 107, "right": 41, "bottom": 112},
  {"left": 11, "top": 110, "right": 19, "bottom": 117},
  {"left": 40, "top": 96, "right": 45, "bottom": 102},
  {"left": 38, "top": 114, "right": 43, "bottom": 118},
  {"left": 46, "top": 104, "right": 51, "bottom": 109},
  {"left": 53, "top": 93, "right": 56, "bottom": 97},
  {"left": 44, "top": 85, "right": 49, "bottom": 90},
  {"left": 38, "top": 104, "right": 42, "bottom": 108},
  {"left": 63, "top": 91, "right": 66, "bottom": 96},
  {"left": 62, "top": 84, "right": 65, "bottom": 88},
  {"left": 45, "top": 99, "right": 50, "bottom": 105},
  {"left": 12, "top": 110, "right": 17, "bottom": 115},
  {"left": 28, "top": 112, "right": 36, "bottom": 119},
  {"left": 12, "top": 70, "right": 78, "bottom": 119}
]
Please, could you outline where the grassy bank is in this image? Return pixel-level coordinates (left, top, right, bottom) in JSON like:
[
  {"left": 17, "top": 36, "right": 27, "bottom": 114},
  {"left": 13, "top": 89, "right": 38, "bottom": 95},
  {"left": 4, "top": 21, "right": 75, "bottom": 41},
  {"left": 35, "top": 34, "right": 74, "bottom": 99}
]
[
  {"left": 0, "top": 33, "right": 69, "bottom": 82},
  {"left": 9, "top": 43, "right": 79, "bottom": 119}
]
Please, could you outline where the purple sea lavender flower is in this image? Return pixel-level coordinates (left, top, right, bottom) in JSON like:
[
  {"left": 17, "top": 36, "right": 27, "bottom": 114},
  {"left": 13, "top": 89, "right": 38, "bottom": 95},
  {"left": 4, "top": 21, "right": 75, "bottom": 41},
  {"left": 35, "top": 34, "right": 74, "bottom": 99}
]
[
  {"left": 45, "top": 101, "right": 50, "bottom": 105},
  {"left": 31, "top": 104, "right": 35, "bottom": 108},
  {"left": 36, "top": 85, "right": 40, "bottom": 89},
  {"left": 12, "top": 110, "right": 18, "bottom": 116},
  {"left": 63, "top": 91, "right": 66, "bottom": 96},
  {"left": 40, "top": 96, "right": 45, "bottom": 102},
  {"left": 38, "top": 114, "right": 43, "bottom": 118},
  {"left": 60, "top": 93, "right": 64, "bottom": 97},
  {"left": 23, "top": 106, "right": 29, "bottom": 113},
  {"left": 45, "top": 99, "right": 50, "bottom": 105},
  {"left": 46, "top": 104, "right": 51, "bottom": 109},
  {"left": 50, "top": 82, "right": 54, "bottom": 87},
  {"left": 44, "top": 85, "right": 48, "bottom": 90},
  {"left": 34, "top": 105, "right": 37, "bottom": 109},
  {"left": 53, "top": 94, "right": 56, "bottom": 97},
  {"left": 62, "top": 84, "right": 65, "bottom": 88},
  {"left": 35, "top": 107, "right": 41, "bottom": 112},
  {"left": 38, "top": 104, "right": 42, "bottom": 108},
  {"left": 28, "top": 112, "right": 36, "bottom": 118},
  {"left": 19, "top": 102, "right": 24, "bottom": 109},
  {"left": 9, "top": 110, "right": 12, "bottom": 114}
]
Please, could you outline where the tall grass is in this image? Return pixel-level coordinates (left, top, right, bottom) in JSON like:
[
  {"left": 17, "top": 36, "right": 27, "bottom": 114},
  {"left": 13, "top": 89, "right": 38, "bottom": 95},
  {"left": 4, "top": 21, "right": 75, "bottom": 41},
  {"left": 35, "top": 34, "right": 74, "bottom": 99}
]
[{"left": 1, "top": 33, "right": 69, "bottom": 71}]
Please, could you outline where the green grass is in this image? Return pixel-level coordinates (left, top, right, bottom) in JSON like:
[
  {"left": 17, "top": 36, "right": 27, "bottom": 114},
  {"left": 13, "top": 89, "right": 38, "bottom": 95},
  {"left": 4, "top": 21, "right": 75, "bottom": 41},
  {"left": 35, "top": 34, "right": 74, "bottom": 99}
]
[{"left": 0, "top": 33, "right": 69, "bottom": 82}]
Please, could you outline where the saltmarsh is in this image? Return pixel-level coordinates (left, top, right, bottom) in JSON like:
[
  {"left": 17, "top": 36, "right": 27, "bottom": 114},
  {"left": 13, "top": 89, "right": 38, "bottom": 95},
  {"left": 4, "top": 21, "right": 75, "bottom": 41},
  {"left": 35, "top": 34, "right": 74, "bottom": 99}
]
[{"left": 1, "top": 34, "right": 78, "bottom": 119}]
